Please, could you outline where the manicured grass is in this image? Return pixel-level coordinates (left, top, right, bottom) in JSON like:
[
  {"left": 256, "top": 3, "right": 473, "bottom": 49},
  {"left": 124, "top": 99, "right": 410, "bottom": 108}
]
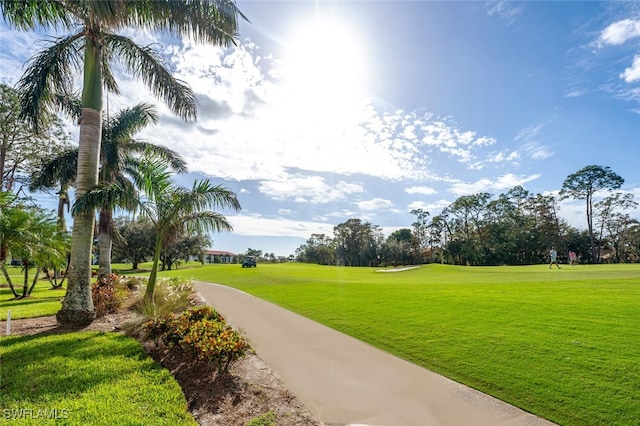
[
  {"left": 0, "top": 331, "right": 196, "bottom": 425},
  {"left": 155, "top": 262, "right": 640, "bottom": 426},
  {"left": 0, "top": 280, "right": 65, "bottom": 320}
]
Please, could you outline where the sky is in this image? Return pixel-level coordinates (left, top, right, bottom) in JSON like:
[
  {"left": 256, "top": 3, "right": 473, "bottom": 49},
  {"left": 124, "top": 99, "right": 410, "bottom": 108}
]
[{"left": 2, "top": 0, "right": 640, "bottom": 257}]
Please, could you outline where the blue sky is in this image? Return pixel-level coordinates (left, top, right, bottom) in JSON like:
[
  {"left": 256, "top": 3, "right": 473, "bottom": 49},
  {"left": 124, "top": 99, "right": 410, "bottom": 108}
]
[{"left": 2, "top": 1, "right": 640, "bottom": 257}]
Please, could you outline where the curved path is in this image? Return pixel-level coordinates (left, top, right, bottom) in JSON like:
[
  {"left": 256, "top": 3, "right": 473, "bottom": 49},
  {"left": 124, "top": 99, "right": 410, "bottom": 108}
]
[{"left": 194, "top": 281, "right": 556, "bottom": 426}]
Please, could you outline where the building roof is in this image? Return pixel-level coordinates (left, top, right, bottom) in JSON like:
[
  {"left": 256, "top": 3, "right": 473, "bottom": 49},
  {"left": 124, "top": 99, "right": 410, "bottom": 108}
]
[{"left": 203, "top": 250, "right": 237, "bottom": 256}]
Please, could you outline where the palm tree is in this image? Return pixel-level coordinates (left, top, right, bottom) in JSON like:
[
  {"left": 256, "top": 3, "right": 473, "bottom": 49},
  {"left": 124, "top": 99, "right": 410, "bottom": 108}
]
[
  {"left": 1, "top": 0, "right": 247, "bottom": 325},
  {"left": 136, "top": 155, "right": 240, "bottom": 306},
  {"left": 77, "top": 103, "right": 187, "bottom": 276},
  {"left": 34, "top": 103, "right": 187, "bottom": 277},
  {"left": 0, "top": 201, "right": 68, "bottom": 299}
]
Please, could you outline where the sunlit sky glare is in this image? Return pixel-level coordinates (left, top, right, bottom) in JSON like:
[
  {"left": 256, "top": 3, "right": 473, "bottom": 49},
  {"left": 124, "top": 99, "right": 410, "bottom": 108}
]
[{"left": 2, "top": 1, "right": 640, "bottom": 256}]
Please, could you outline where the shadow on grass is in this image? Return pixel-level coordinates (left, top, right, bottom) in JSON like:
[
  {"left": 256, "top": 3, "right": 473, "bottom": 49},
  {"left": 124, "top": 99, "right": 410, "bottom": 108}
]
[
  {"left": 1, "top": 296, "right": 61, "bottom": 305},
  {"left": 1, "top": 332, "right": 163, "bottom": 404}
]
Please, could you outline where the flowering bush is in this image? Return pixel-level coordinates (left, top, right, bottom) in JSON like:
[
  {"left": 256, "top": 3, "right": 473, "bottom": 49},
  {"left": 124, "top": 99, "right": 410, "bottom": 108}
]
[
  {"left": 142, "top": 305, "right": 251, "bottom": 377},
  {"left": 143, "top": 314, "right": 176, "bottom": 344},
  {"left": 180, "top": 319, "right": 251, "bottom": 375},
  {"left": 180, "top": 305, "right": 224, "bottom": 323}
]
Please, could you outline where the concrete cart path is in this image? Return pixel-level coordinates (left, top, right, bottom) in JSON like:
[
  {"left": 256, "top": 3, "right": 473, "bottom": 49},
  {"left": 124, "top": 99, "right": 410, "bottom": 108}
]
[{"left": 194, "top": 281, "right": 555, "bottom": 426}]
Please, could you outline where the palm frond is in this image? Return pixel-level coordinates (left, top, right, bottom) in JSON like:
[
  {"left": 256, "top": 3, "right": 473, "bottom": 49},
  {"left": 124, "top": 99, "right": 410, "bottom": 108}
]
[
  {"left": 29, "top": 148, "right": 79, "bottom": 191},
  {"left": 101, "top": 48, "right": 120, "bottom": 95},
  {"left": 104, "top": 34, "right": 197, "bottom": 121},
  {"left": 123, "top": 142, "right": 187, "bottom": 173},
  {"left": 190, "top": 179, "right": 241, "bottom": 211},
  {"left": 0, "top": 0, "right": 74, "bottom": 30},
  {"left": 72, "top": 181, "right": 140, "bottom": 215},
  {"left": 133, "top": 151, "right": 174, "bottom": 199},
  {"left": 106, "top": 102, "right": 159, "bottom": 140},
  {"left": 126, "top": 0, "right": 248, "bottom": 46},
  {"left": 15, "top": 32, "right": 84, "bottom": 131},
  {"left": 182, "top": 210, "right": 234, "bottom": 234},
  {"left": 53, "top": 90, "right": 82, "bottom": 121}
]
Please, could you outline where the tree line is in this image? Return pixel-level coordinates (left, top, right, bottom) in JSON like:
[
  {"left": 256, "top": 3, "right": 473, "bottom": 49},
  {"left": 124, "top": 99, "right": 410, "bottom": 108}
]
[{"left": 295, "top": 166, "right": 639, "bottom": 266}]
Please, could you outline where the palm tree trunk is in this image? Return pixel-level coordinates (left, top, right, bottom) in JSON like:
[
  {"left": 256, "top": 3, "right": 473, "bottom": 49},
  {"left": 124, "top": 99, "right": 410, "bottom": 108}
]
[
  {"left": 57, "top": 38, "right": 102, "bottom": 326},
  {"left": 98, "top": 229, "right": 112, "bottom": 276},
  {"left": 57, "top": 109, "right": 100, "bottom": 325},
  {"left": 144, "top": 236, "right": 164, "bottom": 305},
  {"left": 97, "top": 207, "right": 113, "bottom": 276},
  {"left": 0, "top": 264, "right": 18, "bottom": 298}
]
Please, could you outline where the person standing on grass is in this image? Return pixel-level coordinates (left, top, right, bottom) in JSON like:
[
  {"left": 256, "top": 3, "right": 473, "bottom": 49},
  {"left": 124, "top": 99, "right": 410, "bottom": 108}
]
[
  {"left": 569, "top": 251, "right": 577, "bottom": 266},
  {"left": 549, "top": 247, "right": 561, "bottom": 269}
]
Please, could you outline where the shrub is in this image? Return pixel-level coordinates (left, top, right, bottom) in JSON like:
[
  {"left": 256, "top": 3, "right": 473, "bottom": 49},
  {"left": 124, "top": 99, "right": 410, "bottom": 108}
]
[
  {"left": 245, "top": 411, "right": 276, "bottom": 426},
  {"left": 180, "top": 305, "right": 224, "bottom": 323},
  {"left": 179, "top": 319, "right": 251, "bottom": 375},
  {"left": 92, "top": 274, "right": 130, "bottom": 317},
  {"left": 142, "top": 314, "right": 176, "bottom": 344},
  {"left": 142, "top": 306, "right": 251, "bottom": 377}
]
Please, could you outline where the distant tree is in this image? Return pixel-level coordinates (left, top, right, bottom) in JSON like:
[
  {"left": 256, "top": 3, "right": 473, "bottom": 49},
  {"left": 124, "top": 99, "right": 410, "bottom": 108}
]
[
  {"left": 428, "top": 214, "right": 451, "bottom": 263},
  {"left": 410, "top": 208, "right": 430, "bottom": 262},
  {"left": 1, "top": 84, "right": 72, "bottom": 194},
  {"left": 384, "top": 228, "right": 418, "bottom": 265},
  {"left": 603, "top": 214, "right": 638, "bottom": 263},
  {"left": 111, "top": 217, "right": 156, "bottom": 270},
  {"left": 296, "top": 233, "right": 334, "bottom": 265},
  {"left": 563, "top": 228, "right": 591, "bottom": 264},
  {"left": 161, "top": 233, "right": 210, "bottom": 270},
  {"left": 528, "top": 193, "right": 568, "bottom": 262},
  {"left": 594, "top": 193, "right": 637, "bottom": 262},
  {"left": 333, "top": 218, "right": 381, "bottom": 266},
  {"left": 560, "top": 165, "right": 624, "bottom": 263},
  {"left": 445, "top": 193, "right": 492, "bottom": 265},
  {"left": 245, "top": 248, "right": 263, "bottom": 258},
  {"left": 626, "top": 221, "right": 640, "bottom": 262}
]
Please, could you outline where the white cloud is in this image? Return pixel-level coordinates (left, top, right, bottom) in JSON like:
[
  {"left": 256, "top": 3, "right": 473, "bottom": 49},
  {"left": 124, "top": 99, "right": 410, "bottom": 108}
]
[
  {"left": 419, "top": 119, "right": 496, "bottom": 164},
  {"left": 522, "top": 141, "right": 554, "bottom": 160},
  {"left": 228, "top": 214, "right": 334, "bottom": 238},
  {"left": 356, "top": 198, "right": 394, "bottom": 211},
  {"left": 486, "top": 0, "right": 524, "bottom": 25},
  {"left": 597, "top": 19, "right": 640, "bottom": 47},
  {"left": 513, "top": 121, "right": 554, "bottom": 161},
  {"left": 407, "top": 199, "right": 451, "bottom": 212},
  {"left": 258, "top": 174, "right": 364, "bottom": 204},
  {"left": 406, "top": 186, "right": 437, "bottom": 195},
  {"left": 486, "top": 150, "right": 520, "bottom": 164},
  {"left": 564, "top": 89, "right": 586, "bottom": 98},
  {"left": 621, "top": 55, "right": 640, "bottom": 83},
  {"left": 324, "top": 209, "right": 358, "bottom": 219},
  {"left": 107, "top": 39, "right": 501, "bottom": 185},
  {"left": 448, "top": 173, "right": 540, "bottom": 196}
]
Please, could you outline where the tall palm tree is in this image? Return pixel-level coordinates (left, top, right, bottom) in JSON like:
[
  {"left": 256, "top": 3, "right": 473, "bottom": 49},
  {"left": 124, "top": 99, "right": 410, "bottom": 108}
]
[
  {"left": 1, "top": 0, "right": 247, "bottom": 325},
  {"left": 136, "top": 154, "right": 240, "bottom": 306}
]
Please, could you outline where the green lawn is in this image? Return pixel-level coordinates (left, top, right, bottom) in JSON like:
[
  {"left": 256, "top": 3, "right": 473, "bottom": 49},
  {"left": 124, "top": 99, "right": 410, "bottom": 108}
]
[
  {"left": 0, "top": 272, "right": 65, "bottom": 320},
  {"left": 154, "top": 262, "right": 640, "bottom": 426},
  {"left": 0, "top": 332, "right": 196, "bottom": 425}
]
